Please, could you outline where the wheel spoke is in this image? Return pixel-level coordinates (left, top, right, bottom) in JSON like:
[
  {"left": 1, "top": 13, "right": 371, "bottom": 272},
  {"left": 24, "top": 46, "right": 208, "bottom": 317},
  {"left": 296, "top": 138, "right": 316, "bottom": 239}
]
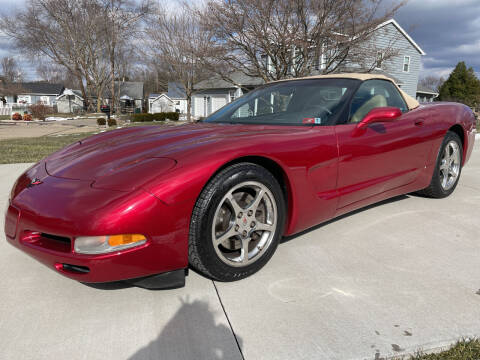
[
  {"left": 214, "top": 226, "right": 238, "bottom": 246},
  {"left": 226, "top": 193, "right": 243, "bottom": 217},
  {"left": 441, "top": 171, "right": 448, "bottom": 188},
  {"left": 439, "top": 162, "right": 449, "bottom": 173},
  {"left": 241, "top": 238, "right": 250, "bottom": 264},
  {"left": 248, "top": 188, "right": 265, "bottom": 213},
  {"left": 256, "top": 222, "right": 274, "bottom": 232}
]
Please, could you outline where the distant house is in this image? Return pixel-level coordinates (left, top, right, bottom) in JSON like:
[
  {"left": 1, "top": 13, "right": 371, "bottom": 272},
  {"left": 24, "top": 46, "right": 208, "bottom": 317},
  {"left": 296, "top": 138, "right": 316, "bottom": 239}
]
[
  {"left": 416, "top": 85, "right": 439, "bottom": 103},
  {"left": 105, "top": 81, "right": 144, "bottom": 113},
  {"left": 56, "top": 89, "right": 84, "bottom": 113},
  {"left": 3, "top": 82, "right": 64, "bottom": 106},
  {"left": 148, "top": 82, "right": 187, "bottom": 114},
  {"left": 192, "top": 72, "right": 264, "bottom": 118},
  {"left": 148, "top": 93, "right": 174, "bottom": 113}
]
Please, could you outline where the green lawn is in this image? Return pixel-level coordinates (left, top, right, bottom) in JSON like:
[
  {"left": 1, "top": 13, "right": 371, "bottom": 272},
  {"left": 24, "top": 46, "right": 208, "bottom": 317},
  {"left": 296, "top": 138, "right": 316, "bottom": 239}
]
[
  {"left": 402, "top": 339, "right": 480, "bottom": 360},
  {"left": 0, "top": 122, "right": 170, "bottom": 164},
  {"left": 0, "top": 133, "right": 95, "bottom": 164}
]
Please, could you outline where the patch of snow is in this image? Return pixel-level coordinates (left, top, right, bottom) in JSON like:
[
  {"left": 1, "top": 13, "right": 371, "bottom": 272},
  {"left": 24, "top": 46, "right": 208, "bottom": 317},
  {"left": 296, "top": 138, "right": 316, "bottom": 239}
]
[{"left": 45, "top": 116, "right": 74, "bottom": 121}]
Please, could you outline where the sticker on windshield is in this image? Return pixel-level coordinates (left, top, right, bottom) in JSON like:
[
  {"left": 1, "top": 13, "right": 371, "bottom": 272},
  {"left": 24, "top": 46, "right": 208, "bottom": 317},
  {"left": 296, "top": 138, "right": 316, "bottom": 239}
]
[{"left": 302, "top": 117, "right": 322, "bottom": 124}]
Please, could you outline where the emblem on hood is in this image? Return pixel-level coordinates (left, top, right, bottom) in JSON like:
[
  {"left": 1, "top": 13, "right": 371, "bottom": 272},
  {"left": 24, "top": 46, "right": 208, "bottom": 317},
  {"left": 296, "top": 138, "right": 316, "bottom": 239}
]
[{"left": 28, "top": 178, "right": 43, "bottom": 187}]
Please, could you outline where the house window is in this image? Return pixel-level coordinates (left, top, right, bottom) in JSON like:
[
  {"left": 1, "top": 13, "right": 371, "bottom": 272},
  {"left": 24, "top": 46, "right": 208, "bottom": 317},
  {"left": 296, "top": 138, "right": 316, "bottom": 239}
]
[
  {"left": 376, "top": 52, "right": 383, "bottom": 69},
  {"left": 175, "top": 101, "right": 180, "bottom": 105},
  {"left": 229, "top": 90, "right": 236, "bottom": 103},
  {"left": 403, "top": 56, "right": 410, "bottom": 72}
]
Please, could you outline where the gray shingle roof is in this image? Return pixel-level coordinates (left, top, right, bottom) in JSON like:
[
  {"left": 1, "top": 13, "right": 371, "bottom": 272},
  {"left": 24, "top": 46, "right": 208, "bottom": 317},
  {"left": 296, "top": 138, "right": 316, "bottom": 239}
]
[
  {"left": 167, "top": 82, "right": 186, "bottom": 99},
  {"left": 18, "top": 82, "right": 64, "bottom": 95},
  {"left": 116, "top": 81, "right": 144, "bottom": 100},
  {"left": 194, "top": 72, "right": 264, "bottom": 90},
  {"left": 416, "top": 84, "right": 438, "bottom": 94}
]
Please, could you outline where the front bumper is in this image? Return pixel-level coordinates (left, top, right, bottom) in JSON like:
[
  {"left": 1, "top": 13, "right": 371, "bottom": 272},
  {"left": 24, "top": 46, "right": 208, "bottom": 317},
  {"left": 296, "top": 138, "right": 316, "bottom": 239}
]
[{"left": 5, "top": 163, "right": 190, "bottom": 284}]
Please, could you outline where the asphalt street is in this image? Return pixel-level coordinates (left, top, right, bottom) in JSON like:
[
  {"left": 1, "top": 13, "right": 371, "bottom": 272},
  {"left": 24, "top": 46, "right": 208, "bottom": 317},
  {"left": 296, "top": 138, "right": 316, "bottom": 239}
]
[{"left": 1, "top": 141, "right": 479, "bottom": 360}]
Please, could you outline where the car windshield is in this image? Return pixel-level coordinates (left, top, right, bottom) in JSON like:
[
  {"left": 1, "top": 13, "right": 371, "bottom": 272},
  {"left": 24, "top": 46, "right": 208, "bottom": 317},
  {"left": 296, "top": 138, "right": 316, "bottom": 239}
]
[{"left": 205, "top": 78, "right": 359, "bottom": 126}]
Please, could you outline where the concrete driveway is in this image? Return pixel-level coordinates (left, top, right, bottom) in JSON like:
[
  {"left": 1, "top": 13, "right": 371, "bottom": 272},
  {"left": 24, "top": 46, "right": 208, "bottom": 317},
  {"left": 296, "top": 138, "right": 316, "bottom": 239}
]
[{"left": 1, "top": 143, "right": 479, "bottom": 360}]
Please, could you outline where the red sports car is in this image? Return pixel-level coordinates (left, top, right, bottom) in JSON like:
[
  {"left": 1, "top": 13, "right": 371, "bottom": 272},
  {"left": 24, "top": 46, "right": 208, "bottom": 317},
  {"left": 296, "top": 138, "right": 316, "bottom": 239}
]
[{"left": 5, "top": 74, "right": 476, "bottom": 289}]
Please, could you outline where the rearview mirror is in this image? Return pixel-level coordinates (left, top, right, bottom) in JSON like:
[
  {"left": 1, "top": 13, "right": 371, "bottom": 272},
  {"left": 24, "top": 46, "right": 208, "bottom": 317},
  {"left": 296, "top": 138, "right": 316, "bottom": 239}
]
[{"left": 357, "top": 107, "right": 402, "bottom": 129}]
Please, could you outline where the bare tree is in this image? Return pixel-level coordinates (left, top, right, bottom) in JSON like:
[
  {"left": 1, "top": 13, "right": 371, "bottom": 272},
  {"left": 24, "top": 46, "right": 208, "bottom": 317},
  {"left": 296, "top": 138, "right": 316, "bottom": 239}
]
[
  {"left": 146, "top": 3, "right": 215, "bottom": 121},
  {"left": 1, "top": 57, "right": 22, "bottom": 82},
  {"left": 36, "top": 61, "right": 78, "bottom": 88},
  {"left": 0, "top": 0, "right": 111, "bottom": 110},
  {"left": 419, "top": 75, "right": 445, "bottom": 92},
  {"left": 199, "top": 0, "right": 405, "bottom": 82},
  {"left": 99, "top": 0, "right": 151, "bottom": 113}
]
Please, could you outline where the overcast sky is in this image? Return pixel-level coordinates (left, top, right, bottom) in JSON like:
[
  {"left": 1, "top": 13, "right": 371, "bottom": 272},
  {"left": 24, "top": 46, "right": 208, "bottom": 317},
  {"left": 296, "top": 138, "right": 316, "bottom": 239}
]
[{"left": 0, "top": 0, "right": 479, "bottom": 80}]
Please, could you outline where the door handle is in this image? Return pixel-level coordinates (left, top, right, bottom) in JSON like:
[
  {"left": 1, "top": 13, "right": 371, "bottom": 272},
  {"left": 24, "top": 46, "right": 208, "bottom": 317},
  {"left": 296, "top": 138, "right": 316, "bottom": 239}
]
[{"left": 414, "top": 119, "right": 424, "bottom": 126}]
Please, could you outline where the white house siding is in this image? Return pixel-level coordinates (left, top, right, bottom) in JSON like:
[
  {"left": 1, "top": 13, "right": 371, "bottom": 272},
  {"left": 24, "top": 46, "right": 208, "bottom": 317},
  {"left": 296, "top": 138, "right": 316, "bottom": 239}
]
[
  {"left": 149, "top": 96, "right": 174, "bottom": 113},
  {"left": 57, "top": 96, "right": 84, "bottom": 113},
  {"left": 192, "top": 90, "right": 231, "bottom": 118},
  {"left": 172, "top": 99, "right": 188, "bottom": 114},
  {"left": 371, "top": 22, "right": 422, "bottom": 98}
]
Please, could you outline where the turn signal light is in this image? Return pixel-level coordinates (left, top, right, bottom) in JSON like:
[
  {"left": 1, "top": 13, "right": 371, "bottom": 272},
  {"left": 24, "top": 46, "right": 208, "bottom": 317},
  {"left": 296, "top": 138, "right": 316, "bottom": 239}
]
[{"left": 74, "top": 234, "right": 147, "bottom": 254}]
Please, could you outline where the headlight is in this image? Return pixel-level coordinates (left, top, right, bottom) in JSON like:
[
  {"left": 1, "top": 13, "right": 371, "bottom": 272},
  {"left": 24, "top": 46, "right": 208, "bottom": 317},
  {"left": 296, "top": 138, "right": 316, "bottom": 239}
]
[{"left": 74, "top": 234, "right": 147, "bottom": 254}]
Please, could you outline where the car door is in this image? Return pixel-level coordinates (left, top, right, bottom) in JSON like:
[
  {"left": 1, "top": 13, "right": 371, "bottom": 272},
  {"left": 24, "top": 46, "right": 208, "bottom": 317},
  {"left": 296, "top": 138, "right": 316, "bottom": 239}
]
[{"left": 335, "top": 79, "right": 430, "bottom": 210}]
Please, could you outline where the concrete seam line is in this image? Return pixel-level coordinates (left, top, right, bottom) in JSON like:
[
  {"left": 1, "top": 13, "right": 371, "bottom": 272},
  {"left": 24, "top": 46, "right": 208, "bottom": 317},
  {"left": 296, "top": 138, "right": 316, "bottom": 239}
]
[{"left": 212, "top": 280, "right": 245, "bottom": 360}]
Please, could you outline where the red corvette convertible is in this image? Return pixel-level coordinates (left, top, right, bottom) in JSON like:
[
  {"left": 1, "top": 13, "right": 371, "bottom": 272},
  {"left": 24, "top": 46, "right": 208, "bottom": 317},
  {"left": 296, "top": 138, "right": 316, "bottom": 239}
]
[{"left": 5, "top": 74, "right": 476, "bottom": 289}]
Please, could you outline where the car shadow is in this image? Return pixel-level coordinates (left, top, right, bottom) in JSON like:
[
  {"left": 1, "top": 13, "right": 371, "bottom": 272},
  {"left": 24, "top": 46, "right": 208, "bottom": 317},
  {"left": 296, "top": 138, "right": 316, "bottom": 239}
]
[
  {"left": 281, "top": 194, "right": 410, "bottom": 244},
  {"left": 128, "top": 298, "right": 243, "bottom": 360}
]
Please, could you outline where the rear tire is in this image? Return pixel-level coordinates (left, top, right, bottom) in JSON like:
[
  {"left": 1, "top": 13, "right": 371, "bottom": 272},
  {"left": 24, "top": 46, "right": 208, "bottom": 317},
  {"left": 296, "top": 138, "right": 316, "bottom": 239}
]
[
  {"left": 417, "top": 131, "right": 462, "bottom": 198},
  {"left": 189, "top": 163, "right": 285, "bottom": 281}
]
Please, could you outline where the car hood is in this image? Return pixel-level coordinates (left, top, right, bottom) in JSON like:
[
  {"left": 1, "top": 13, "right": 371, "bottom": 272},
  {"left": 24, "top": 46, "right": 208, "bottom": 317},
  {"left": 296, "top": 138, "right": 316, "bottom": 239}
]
[{"left": 45, "top": 123, "right": 299, "bottom": 184}]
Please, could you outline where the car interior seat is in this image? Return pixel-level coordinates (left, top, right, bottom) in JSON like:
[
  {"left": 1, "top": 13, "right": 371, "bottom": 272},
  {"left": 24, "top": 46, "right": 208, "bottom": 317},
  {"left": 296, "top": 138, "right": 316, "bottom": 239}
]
[{"left": 350, "top": 94, "right": 387, "bottom": 123}]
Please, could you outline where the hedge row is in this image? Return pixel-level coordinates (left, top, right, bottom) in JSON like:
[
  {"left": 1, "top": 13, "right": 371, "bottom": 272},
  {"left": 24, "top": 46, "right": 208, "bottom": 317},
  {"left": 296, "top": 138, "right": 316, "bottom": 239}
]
[{"left": 131, "top": 112, "right": 180, "bottom": 122}]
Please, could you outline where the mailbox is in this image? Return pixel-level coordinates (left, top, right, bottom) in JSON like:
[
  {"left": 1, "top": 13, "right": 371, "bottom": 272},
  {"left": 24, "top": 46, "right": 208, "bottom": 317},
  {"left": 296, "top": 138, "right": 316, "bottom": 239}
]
[{"left": 100, "top": 105, "right": 111, "bottom": 114}]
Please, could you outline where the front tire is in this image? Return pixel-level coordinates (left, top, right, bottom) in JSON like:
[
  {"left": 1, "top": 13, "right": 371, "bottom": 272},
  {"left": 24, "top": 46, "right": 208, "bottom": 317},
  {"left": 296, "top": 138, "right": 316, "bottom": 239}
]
[
  {"left": 417, "top": 131, "right": 463, "bottom": 198},
  {"left": 189, "top": 163, "right": 286, "bottom": 281}
]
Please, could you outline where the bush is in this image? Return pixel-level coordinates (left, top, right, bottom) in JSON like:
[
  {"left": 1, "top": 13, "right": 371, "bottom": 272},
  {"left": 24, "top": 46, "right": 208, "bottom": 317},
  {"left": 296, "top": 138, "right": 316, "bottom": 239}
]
[
  {"left": 29, "top": 104, "right": 52, "bottom": 121},
  {"left": 131, "top": 112, "right": 180, "bottom": 122},
  {"left": 23, "top": 114, "right": 33, "bottom": 121},
  {"left": 12, "top": 113, "right": 22, "bottom": 121},
  {"left": 107, "top": 118, "right": 117, "bottom": 126},
  {"left": 97, "top": 118, "right": 106, "bottom": 125}
]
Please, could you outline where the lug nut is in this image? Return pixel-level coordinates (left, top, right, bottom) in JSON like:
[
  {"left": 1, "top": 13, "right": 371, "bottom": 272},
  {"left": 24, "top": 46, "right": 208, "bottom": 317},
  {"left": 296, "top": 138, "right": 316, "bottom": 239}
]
[
  {"left": 237, "top": 212, "right": 243, "bottom": 218},
  {"left": 247, "top": 210, "right": 253, "bottom": 216},
  {"left": 235, "top": 225, "right": 239, "bottom": 231},
  {"left": 250, "top": 221, "right": 256, "bottom": 228},
  {"left": 242, "top": 230, "right": 247, "bottom": 237}
]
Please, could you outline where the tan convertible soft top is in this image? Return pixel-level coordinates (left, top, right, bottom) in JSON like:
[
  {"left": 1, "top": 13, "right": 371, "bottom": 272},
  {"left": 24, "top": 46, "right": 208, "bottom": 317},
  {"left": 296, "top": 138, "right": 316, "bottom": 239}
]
[{"left": 275, "top": 73, "right": 420, "bottom": 110}]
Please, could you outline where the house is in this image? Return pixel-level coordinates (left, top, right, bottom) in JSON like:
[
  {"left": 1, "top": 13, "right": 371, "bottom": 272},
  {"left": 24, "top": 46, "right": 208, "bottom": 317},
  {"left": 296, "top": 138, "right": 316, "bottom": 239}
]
[
  {"left": 148, "top": 93, "right": 174, "bottom": 113},
  {"left": 192, "top": 72, "right": 264, "bottom": 118},
  {"left": 192, "top": 19, "right": 426, "bottom": 118},
  {"left": 416, "top": 85, "right": 439, "bottom": 103},
  {"left": 3, "top": 82, "right": 64, "bottom": 106},
  {"left": 148, "top": 82, "right": 188, "bottom": 114},
  {"left": 56, "top": 89, "right": 84, "bottom": 113},
  {"left": 366, "top": 19, "right": 425, "bottom": 98},
  {"left": 105, "top": 81, "right": 144, "bottom": 113}
]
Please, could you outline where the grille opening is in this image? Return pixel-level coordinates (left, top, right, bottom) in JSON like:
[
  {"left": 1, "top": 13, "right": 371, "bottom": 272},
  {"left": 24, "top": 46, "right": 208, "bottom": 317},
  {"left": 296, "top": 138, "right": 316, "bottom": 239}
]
[
  {"left": 22, "top": 231, "right": 72, "bottom": 253},
  {"left": 41, "top": 233, "right": 70, "bottom": 244},
  {"left": 61, "top": 264, "right": 90, "bottom": 274}
]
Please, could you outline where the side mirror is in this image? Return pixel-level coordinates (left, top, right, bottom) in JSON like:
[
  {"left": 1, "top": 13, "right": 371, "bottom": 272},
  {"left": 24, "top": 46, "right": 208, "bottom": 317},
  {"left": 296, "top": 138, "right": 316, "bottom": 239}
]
[{"left": 357, "top": 107, "right": 402, "bottom": 129}]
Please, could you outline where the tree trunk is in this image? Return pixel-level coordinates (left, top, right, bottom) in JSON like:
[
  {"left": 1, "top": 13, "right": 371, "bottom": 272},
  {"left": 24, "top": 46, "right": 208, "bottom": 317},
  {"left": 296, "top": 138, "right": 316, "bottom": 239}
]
[{"left": 187, "top": 95, "right": 192, "bottom": 122}]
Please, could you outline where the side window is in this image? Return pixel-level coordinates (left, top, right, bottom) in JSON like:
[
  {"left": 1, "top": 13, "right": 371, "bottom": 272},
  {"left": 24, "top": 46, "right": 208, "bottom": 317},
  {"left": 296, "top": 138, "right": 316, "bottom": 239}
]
[{"left": 349, "top": 80, "right": 408, "bottom": 123}]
